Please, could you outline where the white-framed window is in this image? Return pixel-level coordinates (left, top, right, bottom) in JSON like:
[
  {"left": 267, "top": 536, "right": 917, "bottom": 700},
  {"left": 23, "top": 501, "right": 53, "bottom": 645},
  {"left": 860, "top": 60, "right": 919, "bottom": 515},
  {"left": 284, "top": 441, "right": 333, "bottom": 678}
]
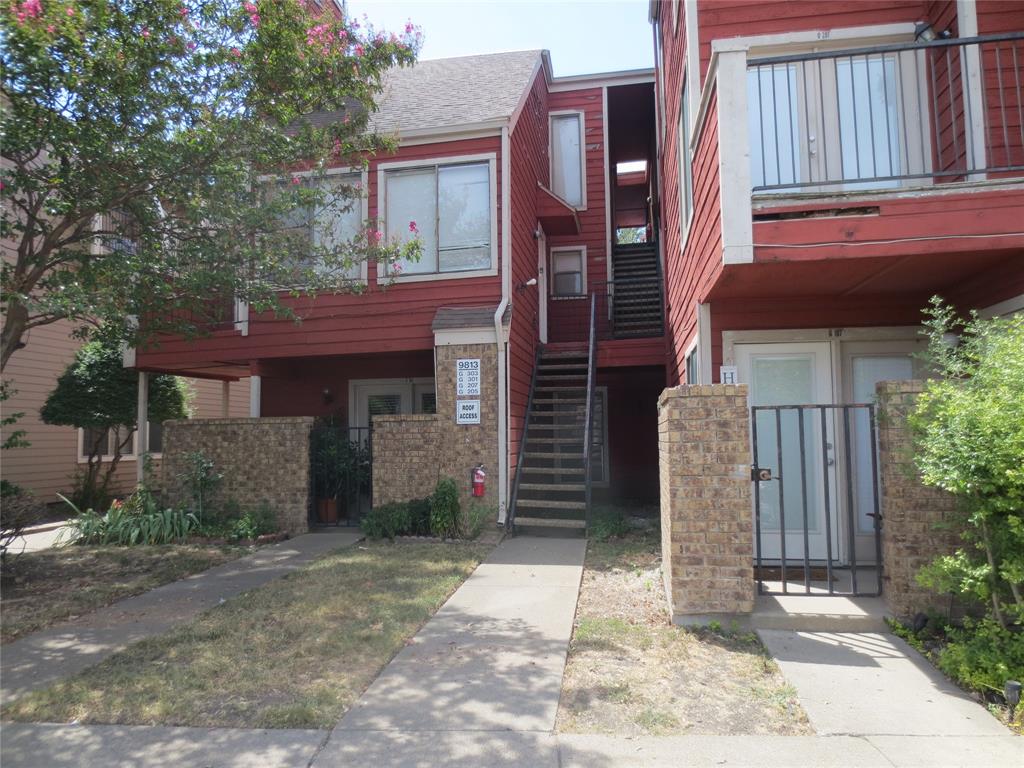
[
  {"left": 265, "top": 167, "right": 368, "bottom": 282},
  {"left": 77, "top": 422, "right": 164, "bottom": 462},
  {"left": 550, "top": 111, "right": 586, "bottom": 208},
  {"left": 380, "top": 155, "right": 497, "bottom": 281},
  {"left": 678, "top": 78, "right": 693, "bottom": 243},
  {"left": 685, "top": 343, "right": 699, "bottom": 384},
  {"left": 550, "top": 246, "right": 587, "bottom": 298}
]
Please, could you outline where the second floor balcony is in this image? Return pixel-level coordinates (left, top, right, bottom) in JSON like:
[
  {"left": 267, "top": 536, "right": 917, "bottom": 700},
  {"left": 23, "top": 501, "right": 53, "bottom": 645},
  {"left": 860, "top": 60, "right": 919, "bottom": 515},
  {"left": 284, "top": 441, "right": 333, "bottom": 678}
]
[{"left": 744, "top": 32, "right": 1024, "bottom": 196}]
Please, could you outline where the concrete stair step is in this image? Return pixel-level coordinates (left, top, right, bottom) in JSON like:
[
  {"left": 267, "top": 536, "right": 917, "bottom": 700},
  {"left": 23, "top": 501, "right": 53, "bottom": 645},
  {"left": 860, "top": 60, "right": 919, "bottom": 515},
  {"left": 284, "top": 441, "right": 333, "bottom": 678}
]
[
  {"left": 512, "top": 516, "right": 586, "bottom": 529},
  {"left": 519, "top": 466, "right": 586, "bottom": 475},
  {"left": 519, "top": 482, "right": 586, "bottom": 492},
  {"left": 524, "top": 451, "right": 584, "bottom": 460}
]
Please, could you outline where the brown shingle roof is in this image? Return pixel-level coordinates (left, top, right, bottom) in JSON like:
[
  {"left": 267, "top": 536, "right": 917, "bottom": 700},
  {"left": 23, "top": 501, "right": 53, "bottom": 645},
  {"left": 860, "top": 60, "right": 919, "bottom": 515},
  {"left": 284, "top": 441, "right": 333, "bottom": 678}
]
[{"left": 370, "top": 50, "right": 543, "bottom": 134}]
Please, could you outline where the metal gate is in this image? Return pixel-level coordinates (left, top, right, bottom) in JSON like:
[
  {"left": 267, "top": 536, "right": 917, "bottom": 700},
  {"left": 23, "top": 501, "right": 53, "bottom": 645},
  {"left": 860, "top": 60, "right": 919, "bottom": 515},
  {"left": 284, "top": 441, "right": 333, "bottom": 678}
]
[
  {"left": 751, "top": 403, "right": 882, "bottom": 597},
  {"left": 309, "top": 423, "right": 372, "bottom": 528}
]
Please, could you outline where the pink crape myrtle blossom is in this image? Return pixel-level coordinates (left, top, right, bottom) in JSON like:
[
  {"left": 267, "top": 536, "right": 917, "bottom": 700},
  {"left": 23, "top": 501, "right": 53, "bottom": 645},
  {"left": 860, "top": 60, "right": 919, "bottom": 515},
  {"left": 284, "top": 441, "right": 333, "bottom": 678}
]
[{"left": 408, "top": 221, "right": 418, "bottom": 234}]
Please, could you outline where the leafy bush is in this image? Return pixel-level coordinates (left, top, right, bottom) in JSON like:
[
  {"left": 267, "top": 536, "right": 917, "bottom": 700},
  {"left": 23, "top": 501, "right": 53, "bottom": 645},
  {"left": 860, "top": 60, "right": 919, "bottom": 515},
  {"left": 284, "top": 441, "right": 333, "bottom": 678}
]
[
  {"left": 230, "top": 503, "right": 279, "bottom": 541},
  {"left": 63, "top": 491, "right": 197, "bottom": 546},
  {"left": 360, "top": 502, "right": 412, "bottom": 540},
  {"left": 590, "top": 507, "right": 630, "bottom": 542},
  {"left": 179, "top": 451, "right": 223, "bottom": 526},
  {"left": 407, "top": 497, "right": 432, "bottom": 536},
  {"left": 910, "top": 299, "right": 1024, "bottom": 628},
  {"left": 465, "top": 502, "right": 495, "bottom": 540},
  {"left": 430, "top": 477, "right": 461, "bottom": 539},
  {"left": 936, "top": 618, "right": 1024, "bottom": 695}
]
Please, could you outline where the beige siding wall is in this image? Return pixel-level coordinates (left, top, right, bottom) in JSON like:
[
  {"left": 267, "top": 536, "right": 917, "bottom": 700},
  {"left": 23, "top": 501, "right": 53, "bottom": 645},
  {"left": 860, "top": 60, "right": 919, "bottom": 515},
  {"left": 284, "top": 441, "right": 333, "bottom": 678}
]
[{"left": 1, "top": 321, "right": 250, "bottom": 503}]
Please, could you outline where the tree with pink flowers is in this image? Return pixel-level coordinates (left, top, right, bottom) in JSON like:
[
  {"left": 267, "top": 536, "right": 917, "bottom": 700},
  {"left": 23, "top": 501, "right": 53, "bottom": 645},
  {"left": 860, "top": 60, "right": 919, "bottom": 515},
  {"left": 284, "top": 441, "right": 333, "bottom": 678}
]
[{"left": 1, "top": 1, "right": 422, "bottom": 369}]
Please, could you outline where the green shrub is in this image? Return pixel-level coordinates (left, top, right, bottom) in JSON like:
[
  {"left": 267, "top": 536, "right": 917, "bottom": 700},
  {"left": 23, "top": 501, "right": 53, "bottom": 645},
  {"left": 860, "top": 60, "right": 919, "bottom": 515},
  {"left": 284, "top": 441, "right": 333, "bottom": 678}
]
[
  {"left": 465, "top": 501, "right": 495, "bottom": 540},
  {"left": 430, "top": 477, "right": 461, "bottom": 539},
  {"left": 937, "top": 618, "right": 1024, "bottom": 695},
  {"left": 407, "top": 497, "right": 432, "bottom": 536},
  {"left": 62, "top": 490, "right": 197, "bottom": 546},
  {"left": 910, "top": 299, "right": 1024, "bottom": 628},
  {"left": 590, "top": 507, "right": 629, "bottom": 542},
  {"left": 230, "top": 503, "right": 279, "bottom": 541},
  {"left": 360, "top": 502, "right": 412, "bottom": 540}
]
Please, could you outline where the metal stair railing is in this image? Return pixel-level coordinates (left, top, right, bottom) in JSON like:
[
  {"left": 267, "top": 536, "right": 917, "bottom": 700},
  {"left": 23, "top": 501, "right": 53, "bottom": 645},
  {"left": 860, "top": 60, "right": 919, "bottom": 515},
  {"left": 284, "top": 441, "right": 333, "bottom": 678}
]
[
  {"left": 506, "top": 343, "right": 542, "bottom": 534},
  {"left": 582, "top": 293, "right": 597, "bottom": 532}
]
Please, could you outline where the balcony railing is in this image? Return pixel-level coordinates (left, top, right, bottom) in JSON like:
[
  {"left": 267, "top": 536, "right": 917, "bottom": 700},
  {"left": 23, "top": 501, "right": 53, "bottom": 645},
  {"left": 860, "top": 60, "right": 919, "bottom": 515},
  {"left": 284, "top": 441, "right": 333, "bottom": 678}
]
[{"left": 746, "top": 33, "right": 1024, "bottom": 193}]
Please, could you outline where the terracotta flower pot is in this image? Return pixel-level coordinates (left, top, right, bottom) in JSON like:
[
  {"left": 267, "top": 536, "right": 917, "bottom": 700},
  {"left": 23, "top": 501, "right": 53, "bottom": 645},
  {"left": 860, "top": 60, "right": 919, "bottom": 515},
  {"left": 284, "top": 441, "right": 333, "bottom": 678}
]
[{"left": 317, "top": 498, "right": 338, "bottom": 523}]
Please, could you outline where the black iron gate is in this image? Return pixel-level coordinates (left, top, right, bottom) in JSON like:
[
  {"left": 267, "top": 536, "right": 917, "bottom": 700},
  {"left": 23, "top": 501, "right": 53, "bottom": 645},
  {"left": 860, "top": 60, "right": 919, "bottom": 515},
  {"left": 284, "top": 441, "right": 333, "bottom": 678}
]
[
  {"left": 751, "top": 403, "right": 882, "bottom": 597},
  {"left": 309, "top": 422, "right": 373, "bottom": 528}
]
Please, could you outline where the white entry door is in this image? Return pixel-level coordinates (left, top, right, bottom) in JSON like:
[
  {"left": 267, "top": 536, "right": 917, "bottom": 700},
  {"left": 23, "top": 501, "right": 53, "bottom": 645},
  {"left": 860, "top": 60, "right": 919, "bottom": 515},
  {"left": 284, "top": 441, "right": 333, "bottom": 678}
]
[
  {"left": 350, "top": 379, "right": 436, "bottom": 433},
  {"left": 736, "top": 342, "right": 838, "bottom": 562}
]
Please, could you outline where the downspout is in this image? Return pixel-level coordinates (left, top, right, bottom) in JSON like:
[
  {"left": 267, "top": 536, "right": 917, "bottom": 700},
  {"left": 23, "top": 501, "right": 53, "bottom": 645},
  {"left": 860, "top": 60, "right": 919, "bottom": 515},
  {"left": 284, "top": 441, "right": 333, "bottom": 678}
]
[{"left": 494, "top": 124, "right": 512, "bottom": 524}]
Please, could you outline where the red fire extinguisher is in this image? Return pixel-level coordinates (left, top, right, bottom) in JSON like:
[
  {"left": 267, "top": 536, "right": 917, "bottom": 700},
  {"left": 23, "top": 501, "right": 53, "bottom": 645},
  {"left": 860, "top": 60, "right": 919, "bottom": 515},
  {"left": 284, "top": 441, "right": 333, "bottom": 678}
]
[{"left": 472, "top": 464, "right": 486, "bottom": 497}]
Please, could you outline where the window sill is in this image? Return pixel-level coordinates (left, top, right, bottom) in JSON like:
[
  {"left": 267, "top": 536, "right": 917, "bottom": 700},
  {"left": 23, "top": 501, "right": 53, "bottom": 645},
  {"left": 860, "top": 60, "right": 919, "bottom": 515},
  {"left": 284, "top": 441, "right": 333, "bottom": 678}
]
[
  {"left": 550, "top": 294, "right": 588, "bottom": 301},
  {"left": 377, "top": 265, "right": 498, "bottom": 285}
]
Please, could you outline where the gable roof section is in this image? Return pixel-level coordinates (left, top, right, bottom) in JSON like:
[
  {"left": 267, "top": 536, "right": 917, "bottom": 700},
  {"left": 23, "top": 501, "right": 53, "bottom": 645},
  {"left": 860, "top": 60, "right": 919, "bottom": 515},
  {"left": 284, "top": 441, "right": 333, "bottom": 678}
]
[{"left": 370, "top": 50, "right": 544, "bottom": 135}]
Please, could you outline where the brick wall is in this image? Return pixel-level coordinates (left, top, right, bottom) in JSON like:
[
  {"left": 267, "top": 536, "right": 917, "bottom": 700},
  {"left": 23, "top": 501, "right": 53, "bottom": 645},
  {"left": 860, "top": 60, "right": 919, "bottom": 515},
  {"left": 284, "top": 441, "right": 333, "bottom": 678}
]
[
  {"left": 876, "top": 380, "right": 962, "bottom": 618},
  {"left": 373, "top": 342, "right": 499, "bottom": 511},
  {"left": 160, "top": 417, "right": 313, "bottom": 535},
  {"left": 659, "top": 384, "right": 755, "bottom": 623}
]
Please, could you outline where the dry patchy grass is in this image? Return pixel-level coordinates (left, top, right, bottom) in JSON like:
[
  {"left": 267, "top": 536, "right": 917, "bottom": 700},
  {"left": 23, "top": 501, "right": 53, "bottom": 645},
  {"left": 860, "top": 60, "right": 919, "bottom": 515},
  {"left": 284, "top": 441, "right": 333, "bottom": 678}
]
[
  {"left": 2, "top": 540, "right": 489, "bottom": 729},
  {"left": 557, "top": 527, "right": 811, "bottom": 736},
  {"left": 1, "top": 544, "right": 248, "bottom": 643}
]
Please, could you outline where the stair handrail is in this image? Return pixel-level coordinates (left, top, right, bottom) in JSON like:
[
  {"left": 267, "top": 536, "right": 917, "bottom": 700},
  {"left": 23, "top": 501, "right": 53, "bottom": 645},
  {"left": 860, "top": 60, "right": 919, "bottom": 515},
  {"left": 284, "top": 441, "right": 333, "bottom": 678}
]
[
  {"left": 507, "top": 342, "right": 542, "bottom": 534},
  {"left": 582, "top": 293, "right": 597, "bottom": 531}
]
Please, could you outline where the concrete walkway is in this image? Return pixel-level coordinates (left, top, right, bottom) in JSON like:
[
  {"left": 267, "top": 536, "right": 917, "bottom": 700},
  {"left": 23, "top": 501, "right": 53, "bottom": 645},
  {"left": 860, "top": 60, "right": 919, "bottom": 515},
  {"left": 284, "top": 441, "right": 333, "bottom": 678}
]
[
  {"left": 1, "top": 529, "right": 361, "bottom": 705},
  {"left": 317, "top": 535, "right": 586, "bottom": 760},
  {"left": 6, "top": 520, "right": 72, "bottom": 554},
  {"left": 3, "top": 724, "right": 1019, "bottom": 767},
  {"left": 758, "top": 629, "right": 1009, "bottom": 737}
]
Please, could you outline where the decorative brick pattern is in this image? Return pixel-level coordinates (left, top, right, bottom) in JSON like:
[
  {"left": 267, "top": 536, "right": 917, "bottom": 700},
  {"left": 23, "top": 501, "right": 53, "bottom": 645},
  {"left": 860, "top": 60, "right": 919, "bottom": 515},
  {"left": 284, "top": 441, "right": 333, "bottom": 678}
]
[
  {"left": 373, "top": 342, "right": 499, "bottom": 510},
  {"left": 160, "top": 417, "right": 314, "bottom": 535},
  {"left": 659, "top": 384, "right": 755, "bottom": 622},
  {"left": 876, "top": 380, "right": 962, "bottom": 619}
]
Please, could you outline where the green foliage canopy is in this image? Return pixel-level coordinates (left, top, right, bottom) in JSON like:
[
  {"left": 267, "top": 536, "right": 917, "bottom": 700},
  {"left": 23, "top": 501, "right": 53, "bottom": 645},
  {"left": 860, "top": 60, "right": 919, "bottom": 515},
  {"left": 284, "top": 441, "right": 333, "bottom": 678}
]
[
  {"left": 1, "top": 0, "right": 422, "bottom": 370},
  {"left": 40, "top": 341, "right": 189, "bottom": 430},
  {"left": 911, "top": 298, "right": 1024, "bottom": 628}
]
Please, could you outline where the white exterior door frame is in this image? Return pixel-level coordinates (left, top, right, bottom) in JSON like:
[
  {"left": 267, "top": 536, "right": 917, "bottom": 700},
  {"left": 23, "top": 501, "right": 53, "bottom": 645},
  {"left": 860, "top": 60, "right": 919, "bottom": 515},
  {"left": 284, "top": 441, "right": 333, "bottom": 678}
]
[{"left": 537, "top": 229, "right": 548, "bottom": 344}]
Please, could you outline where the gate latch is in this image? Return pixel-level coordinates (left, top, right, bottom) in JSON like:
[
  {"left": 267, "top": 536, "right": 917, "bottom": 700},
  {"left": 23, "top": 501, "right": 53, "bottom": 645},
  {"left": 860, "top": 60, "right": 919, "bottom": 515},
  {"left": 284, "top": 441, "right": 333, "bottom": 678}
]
[{"left": 751, "top": 466, "right": 773, "bottom": 482}]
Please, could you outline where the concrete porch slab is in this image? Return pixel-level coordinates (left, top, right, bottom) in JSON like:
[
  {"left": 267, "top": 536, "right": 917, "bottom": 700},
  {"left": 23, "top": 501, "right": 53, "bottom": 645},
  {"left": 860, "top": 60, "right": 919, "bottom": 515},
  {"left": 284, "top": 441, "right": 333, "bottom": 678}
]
[{"left": 750, "top": 593, "right": 889, "bottom": 632}]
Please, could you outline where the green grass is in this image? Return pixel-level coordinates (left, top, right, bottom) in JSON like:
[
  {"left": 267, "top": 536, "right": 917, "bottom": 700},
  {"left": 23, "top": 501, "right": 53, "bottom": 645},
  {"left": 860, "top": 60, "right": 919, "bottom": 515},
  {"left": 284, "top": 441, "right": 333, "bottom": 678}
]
[
  {"left": 1, "top": 544, "right": 248, "bottom": 643},
  {"left": 2, "top": 540, "right": 489, "bottom": 729}
]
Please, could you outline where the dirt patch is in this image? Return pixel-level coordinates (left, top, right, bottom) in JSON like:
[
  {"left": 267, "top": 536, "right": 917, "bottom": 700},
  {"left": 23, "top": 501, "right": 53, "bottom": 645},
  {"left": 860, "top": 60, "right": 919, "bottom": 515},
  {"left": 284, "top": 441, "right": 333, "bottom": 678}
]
[{"left": 557, "top": 528, "right": 812, "bottom": 736}]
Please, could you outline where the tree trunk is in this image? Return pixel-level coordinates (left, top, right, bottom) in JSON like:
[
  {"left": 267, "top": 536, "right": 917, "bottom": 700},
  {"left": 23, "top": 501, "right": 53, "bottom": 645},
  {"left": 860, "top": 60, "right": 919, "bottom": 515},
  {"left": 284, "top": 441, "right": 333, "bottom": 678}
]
[{"left": 1, "top": 299, "right": 29, "bottom": 373}]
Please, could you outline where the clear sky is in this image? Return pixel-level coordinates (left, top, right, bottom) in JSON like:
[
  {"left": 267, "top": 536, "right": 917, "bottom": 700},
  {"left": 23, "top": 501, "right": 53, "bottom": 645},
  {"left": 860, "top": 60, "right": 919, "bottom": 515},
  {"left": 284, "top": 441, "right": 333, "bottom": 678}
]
[{"left": 347, "top": 0, "right": 653, "bottom": 77}]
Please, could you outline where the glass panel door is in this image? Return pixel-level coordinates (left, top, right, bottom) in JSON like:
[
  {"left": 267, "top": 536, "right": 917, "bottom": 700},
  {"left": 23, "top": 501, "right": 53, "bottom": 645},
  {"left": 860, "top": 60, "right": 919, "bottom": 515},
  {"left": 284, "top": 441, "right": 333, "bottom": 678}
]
[{"left": 736, "top": 342, "right": 837, "bottom": 562}]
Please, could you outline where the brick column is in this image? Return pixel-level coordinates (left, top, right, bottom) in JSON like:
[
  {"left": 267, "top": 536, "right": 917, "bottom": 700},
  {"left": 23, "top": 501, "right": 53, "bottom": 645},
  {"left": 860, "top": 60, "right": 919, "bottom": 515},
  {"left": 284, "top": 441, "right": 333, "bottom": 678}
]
[
  {"left": 372, "top": 342, "right": 499, "bottom": 510},
  {"left": 659, "top": 384, "right": 755, "bottom": 624},
  {"left": 876, "top": 380, "right": 962, "bottom": 619}
]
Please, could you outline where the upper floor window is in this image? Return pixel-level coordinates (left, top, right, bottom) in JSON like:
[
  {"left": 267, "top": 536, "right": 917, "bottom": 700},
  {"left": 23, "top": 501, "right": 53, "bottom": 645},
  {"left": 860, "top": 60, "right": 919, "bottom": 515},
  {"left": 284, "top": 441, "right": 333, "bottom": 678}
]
[
  {"left": 384, "top": 160, "right": 493, "bottom": 277},
  {"left": 551, "top": 246, "right": 585, "bottom": 297},
  {"left": 271, "top": 171, "right": 364, "bottom": 280},
  {"left": 550, "top": 113, "right": 585, "bottom": 208}
]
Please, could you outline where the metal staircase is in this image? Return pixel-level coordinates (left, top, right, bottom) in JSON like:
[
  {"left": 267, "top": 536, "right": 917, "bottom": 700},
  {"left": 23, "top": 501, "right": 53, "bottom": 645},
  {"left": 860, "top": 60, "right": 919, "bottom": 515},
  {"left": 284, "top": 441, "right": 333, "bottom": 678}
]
[
  {"left": 508, "top": 296, "right": 597, "bottom": 537},
  {"left": 610, "top": 242, "right": 663, "bottom": 338}
]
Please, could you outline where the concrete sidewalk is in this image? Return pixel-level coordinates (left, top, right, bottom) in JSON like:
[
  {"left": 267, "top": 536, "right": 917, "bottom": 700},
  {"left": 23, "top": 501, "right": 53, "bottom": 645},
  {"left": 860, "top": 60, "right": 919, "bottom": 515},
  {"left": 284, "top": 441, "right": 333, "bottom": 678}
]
[
  {"left": 6, "top": 520, "right": 73, "bottom": 554},
  {"left": 321, "top": 535, "right": 585, "bottom": 747},
  {"left": 758, "top": 629, "right": 1008, "bottom": 737},
  {"left": 1, "top": 529, "right": 362, "bottom": 705},
  {"left": 2, "top": 724, "right": 1019, "bottom": 767}
]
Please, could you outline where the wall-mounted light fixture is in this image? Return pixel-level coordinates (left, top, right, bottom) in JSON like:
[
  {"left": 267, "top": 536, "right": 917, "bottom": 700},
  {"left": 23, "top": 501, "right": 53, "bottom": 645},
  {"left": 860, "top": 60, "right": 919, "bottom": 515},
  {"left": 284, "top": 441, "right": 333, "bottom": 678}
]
[
  {"left": 322, "top": 387, "right": 334, "bottom": 405},
  {"left": 516, "top": 277, "right": 538, "bottom": 294}
]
